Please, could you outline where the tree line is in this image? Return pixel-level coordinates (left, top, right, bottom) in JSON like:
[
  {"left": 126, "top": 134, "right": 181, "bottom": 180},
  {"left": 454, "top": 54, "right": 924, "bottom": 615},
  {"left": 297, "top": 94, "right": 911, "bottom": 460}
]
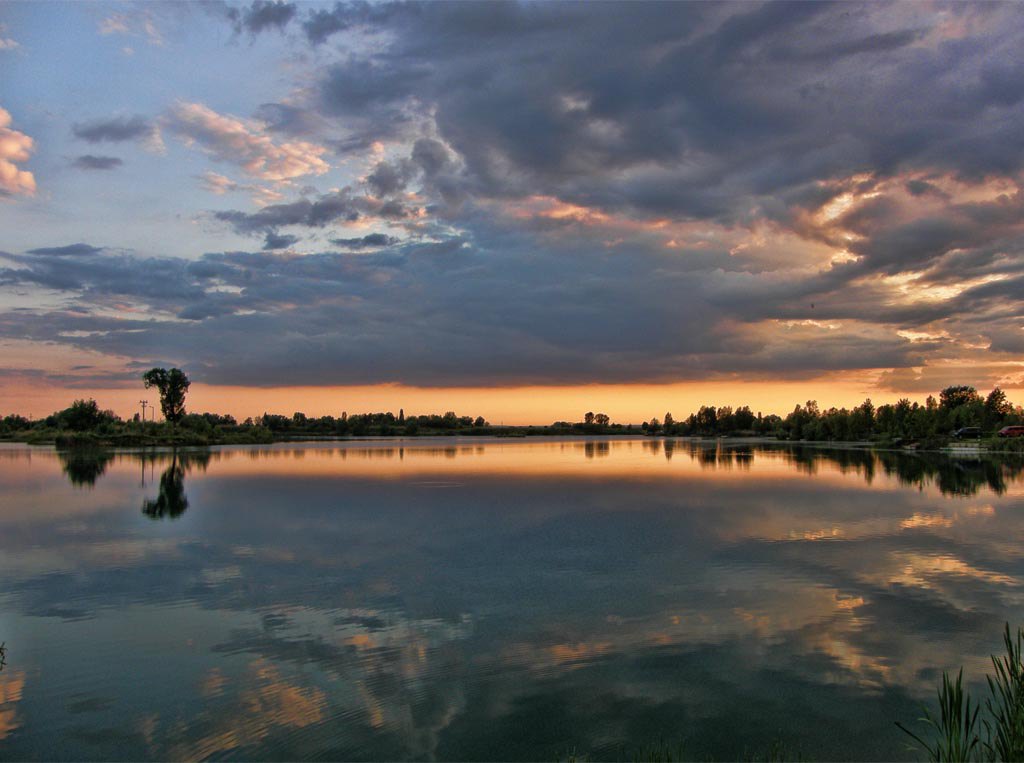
[
  {"left": 641, "top": 385, "right": 1023, "bottom": 444},
  {"left": 0, "top": 370, "right": 1021, "bottom": 446}
]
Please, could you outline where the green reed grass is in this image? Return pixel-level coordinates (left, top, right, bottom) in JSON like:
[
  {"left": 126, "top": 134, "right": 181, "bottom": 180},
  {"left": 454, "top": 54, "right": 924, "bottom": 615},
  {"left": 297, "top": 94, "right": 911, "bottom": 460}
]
[{"left": 898, "top": 624, "right": 1024, "bottom": 761}]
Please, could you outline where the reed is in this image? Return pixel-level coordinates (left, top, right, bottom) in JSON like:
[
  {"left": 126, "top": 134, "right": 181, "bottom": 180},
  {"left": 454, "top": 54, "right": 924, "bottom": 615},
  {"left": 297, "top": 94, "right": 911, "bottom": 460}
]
[{"left": 898, "top": 624, "right": 1024, "bottom": 761}]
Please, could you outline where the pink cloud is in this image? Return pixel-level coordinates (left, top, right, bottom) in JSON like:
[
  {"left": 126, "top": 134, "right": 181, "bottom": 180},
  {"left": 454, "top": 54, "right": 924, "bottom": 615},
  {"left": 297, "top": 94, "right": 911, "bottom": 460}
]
[
  {"left": 0, "top": 107, "right": 35, "bottom": 198},
  {"left": 167, "top": 102, "right": 329, "bottom": 182}
]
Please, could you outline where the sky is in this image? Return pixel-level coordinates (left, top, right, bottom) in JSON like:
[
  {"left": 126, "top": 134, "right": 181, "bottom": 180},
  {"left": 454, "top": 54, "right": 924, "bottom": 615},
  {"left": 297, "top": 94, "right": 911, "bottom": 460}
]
[{"left": 1, "top": 0, "right": 1023, "bottom": 423}]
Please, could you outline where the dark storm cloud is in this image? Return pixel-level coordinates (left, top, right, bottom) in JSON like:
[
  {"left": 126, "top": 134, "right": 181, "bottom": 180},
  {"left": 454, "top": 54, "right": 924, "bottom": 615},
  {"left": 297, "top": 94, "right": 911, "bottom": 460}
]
[
  {"left": 0, "top": 216, "right": 940, "bottom": 387},
  {"left": 228, "top": 0, "right": 296, "bottom": 35},
  {"left": 71, "top": 155, "right": 124, "bottom": 171},
  {"left": 301, "top": 1, "right": 1024, "bottom": 230},
  {"left": 2, "top": 249, "right": 203, "bottom": 303},
  {"left": 72, "top": 115, "right": 155, "bottom": 144},
  {"left": 7, "top": 2, "right": 1024, "bottom": 392}
]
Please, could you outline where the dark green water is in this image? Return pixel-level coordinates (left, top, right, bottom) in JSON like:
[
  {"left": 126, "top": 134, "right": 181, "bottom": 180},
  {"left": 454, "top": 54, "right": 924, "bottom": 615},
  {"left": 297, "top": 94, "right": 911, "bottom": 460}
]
[{"left": 1, "top": 439, "right": 1023, "bottom": 760}]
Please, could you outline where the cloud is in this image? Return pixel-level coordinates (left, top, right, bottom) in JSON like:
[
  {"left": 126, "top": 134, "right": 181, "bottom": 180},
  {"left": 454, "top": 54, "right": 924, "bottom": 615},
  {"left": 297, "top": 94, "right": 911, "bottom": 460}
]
[
  {"left": 200, "top": 171, "right": 238, "bottom": 195},
  {"left": 5, "top": 3, "right": 1024, "bottom": 393},
  {"left": 299, "top": 2, "right": 1024, "bottom": 227},
  {"left": 0, "top": 107, "right": 35, "bottom": 197},
  {"left": 72, "top": 155, "right": 123, "bottom": 171},
  {"left": 365, "top": 158, "right": 415, "bottom": 197},
  {"left": 26, "top": 243, "right": 104, "bottom": 257},
  {"left": 71, "top": 115, "right": 163, "bottom": 151},
  {"left": 331, "top": 233, "right": 399, "bottom": 249},
  {"left": 262, "top": 232, "right": 299, "bottom": 250},
  {"left": 97, "top": 11, "right": 163, "bottom": 45},
  {"left": 229, "top": 1, "right": 297, "bottom": 35},
  {"left": 212, "top": 187, "right": 413, "bottom": 235},
  {"left": 252, "top": 103, "right": 326, "bottom": 137},
  {"left": 98, "top": 14, "right": 131, "bottom": 35},
  {"left": 198, "top": 170, "right": 283, "bottom": 205},
  {"left": 165, "top": 101, "right": 329, "bottom": 182}
]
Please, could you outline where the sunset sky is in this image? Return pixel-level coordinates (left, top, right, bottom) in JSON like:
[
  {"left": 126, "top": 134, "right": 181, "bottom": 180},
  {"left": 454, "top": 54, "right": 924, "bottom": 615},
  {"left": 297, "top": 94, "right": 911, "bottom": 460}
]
[{"left": 1, "top": 1, "right": 1023, "bottom": 423}]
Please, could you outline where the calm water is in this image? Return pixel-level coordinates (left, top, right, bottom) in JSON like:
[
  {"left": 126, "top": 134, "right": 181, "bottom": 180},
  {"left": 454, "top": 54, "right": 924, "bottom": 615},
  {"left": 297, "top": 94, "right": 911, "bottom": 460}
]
[{"left": 2, "top": 439, "right": 1024, "bottom": 761}]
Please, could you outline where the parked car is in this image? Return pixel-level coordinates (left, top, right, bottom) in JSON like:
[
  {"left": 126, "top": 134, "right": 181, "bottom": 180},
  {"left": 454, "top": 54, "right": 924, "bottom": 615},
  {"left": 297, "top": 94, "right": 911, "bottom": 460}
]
[
  {"left": 952, "top": 427, "right": 982, "bottom": 439},
  {"left": 998, "top": 426, "right": 1024, "bottom": 438}
]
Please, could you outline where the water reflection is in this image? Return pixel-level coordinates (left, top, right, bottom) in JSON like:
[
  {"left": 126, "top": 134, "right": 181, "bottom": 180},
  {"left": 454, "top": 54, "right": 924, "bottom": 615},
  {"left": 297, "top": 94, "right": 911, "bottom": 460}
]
[
  {"left": 140, "top": 452, "right": 208, "bottom": 520},
  {"left": 48, "top": 441, "right": 1024, "bottom": 498},
  {"left": 58, "top": 448, "right": 114, "bottom": 487},
  {"left": 2, "top": 439, "right": 1024, "bottom": 760}
]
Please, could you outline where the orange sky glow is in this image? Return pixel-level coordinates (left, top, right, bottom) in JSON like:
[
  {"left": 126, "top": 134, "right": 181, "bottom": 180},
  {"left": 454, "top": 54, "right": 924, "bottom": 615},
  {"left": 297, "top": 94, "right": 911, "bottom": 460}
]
[{"left": 0, "top": 373, "right": 967, "bottom": 425}]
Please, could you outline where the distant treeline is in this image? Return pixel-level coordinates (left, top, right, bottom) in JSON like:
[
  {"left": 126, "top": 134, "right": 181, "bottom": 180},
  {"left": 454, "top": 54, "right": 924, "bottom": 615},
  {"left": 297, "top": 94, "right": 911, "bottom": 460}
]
[
  {"left": 1, "top": 384, "right": 1022, "bottom": 447},
  {"left": 646, "top": 385, "right": 1023, "bottom": 446}
]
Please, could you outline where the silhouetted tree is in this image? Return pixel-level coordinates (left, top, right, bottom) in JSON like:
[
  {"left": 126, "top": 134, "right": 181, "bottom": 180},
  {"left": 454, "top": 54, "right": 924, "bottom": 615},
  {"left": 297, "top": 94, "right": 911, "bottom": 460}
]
[
  {"left": 142, "top": 368, "right": 191, "bottom": 425},
  {"left": 584, "top": 411, "right": 595, "bottom": 425},
  {"left": 734, "top": 405, "right": 756, "bottom": 430},
  {"left": 940, "top": 385, "right": 981, "bottom": 410},
  {"left": 62, "top": 399, "right": 103, "bottom": 431},
  {"left": 986, "top": 387, "right": 1012, "bottom": 420}
]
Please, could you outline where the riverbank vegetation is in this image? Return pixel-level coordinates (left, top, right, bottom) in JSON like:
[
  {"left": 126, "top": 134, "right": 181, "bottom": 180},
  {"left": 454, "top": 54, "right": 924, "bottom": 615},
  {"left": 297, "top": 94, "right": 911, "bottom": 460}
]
[{"left": 1, "top": 373, "right": 1022, "bottom": 450}]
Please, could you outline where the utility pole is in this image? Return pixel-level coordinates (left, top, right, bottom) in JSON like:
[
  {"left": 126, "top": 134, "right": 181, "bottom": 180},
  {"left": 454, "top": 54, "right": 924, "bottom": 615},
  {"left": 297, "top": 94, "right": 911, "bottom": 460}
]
[{"left": 140, "top": 400, "right": 149, "bottom": 427}]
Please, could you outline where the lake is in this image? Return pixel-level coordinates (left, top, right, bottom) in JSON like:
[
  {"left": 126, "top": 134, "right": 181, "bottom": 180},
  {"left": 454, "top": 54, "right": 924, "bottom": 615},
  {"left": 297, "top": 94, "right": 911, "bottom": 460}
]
[{"left": 1, "top": 438, "right": 1023, "bottom": 760}]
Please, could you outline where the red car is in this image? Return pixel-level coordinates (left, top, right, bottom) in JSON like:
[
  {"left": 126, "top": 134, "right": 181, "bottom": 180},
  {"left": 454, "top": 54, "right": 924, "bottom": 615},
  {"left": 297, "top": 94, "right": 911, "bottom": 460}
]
[{"left": 998, "top": 426, "right": 1024, "bottom": 438}]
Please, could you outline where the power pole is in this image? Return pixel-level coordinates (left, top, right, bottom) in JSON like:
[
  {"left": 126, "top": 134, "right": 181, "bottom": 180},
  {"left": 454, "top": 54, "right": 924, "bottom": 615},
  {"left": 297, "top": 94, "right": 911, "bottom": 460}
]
[{"left": 140, "top": 400, "right": 149, "bottom": 427}]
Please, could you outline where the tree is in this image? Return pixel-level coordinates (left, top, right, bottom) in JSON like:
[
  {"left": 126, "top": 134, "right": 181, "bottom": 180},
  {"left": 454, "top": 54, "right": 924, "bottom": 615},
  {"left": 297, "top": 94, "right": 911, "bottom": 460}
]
[
  {"left": 142, "top": 368, "right": 191, "bottom": 425},
  {"left": 594, "top": 413, "right": 610, "bottom": 426},
  {"left": 734, "top": 405, "right": 756, "bottom": 431},
  {"left": 986, "top": 388, "right": 1012, "bottom": 420},
  {"left": 696, "top": 405, "right": 717, "bottom": 433},
  {"left": 940, "top": 385, "right": 981, "bottom": 410},
  {"left": 62, "top": 399, "right": 104, "bottom": 431},
  {"left": 664, "top": 412, "right": 675, "bottom": 429},
  {"left": 584, "top": 411, "right": 595, "bottom": 425}
]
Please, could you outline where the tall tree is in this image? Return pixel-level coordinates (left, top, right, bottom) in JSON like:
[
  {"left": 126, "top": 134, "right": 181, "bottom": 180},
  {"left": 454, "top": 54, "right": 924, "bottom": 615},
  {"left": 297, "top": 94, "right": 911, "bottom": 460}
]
[
  {"left": 986, "top": 387, "right": 1012, "bottom": 419},
  {"left": 142, "top": 368, "right": 191, "bottom": 425},
  {"left": 939, "top": 385, "right": 981, "bottom": 410}
]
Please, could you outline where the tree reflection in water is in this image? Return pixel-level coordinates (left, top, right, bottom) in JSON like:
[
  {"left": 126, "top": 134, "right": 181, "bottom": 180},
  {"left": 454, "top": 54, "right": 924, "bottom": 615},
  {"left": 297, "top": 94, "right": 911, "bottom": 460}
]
[
  {"left": 669, "top": 441, "right": 1024, "bottom": 497},
  {"left": 58, "top": 448, "right": 114, "bottom": 487},
  {"left": 57, "top": 447, "right": 211, "bottom": 519},
  {"left": 141, "top": 450, "right": 210, "bottom": 520},
  {"left": 142, "top": 453, "right": 189, "bottom": 519},
  {"left": 54, "top": 441, "right": 1024, "bottom": 504}
]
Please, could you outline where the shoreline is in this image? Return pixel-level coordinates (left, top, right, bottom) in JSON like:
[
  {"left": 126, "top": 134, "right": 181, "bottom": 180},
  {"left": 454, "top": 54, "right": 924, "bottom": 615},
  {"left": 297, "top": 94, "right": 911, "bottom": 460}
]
[{"left": 2, "top": 432, "right": 1021, "bottom": 457}]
